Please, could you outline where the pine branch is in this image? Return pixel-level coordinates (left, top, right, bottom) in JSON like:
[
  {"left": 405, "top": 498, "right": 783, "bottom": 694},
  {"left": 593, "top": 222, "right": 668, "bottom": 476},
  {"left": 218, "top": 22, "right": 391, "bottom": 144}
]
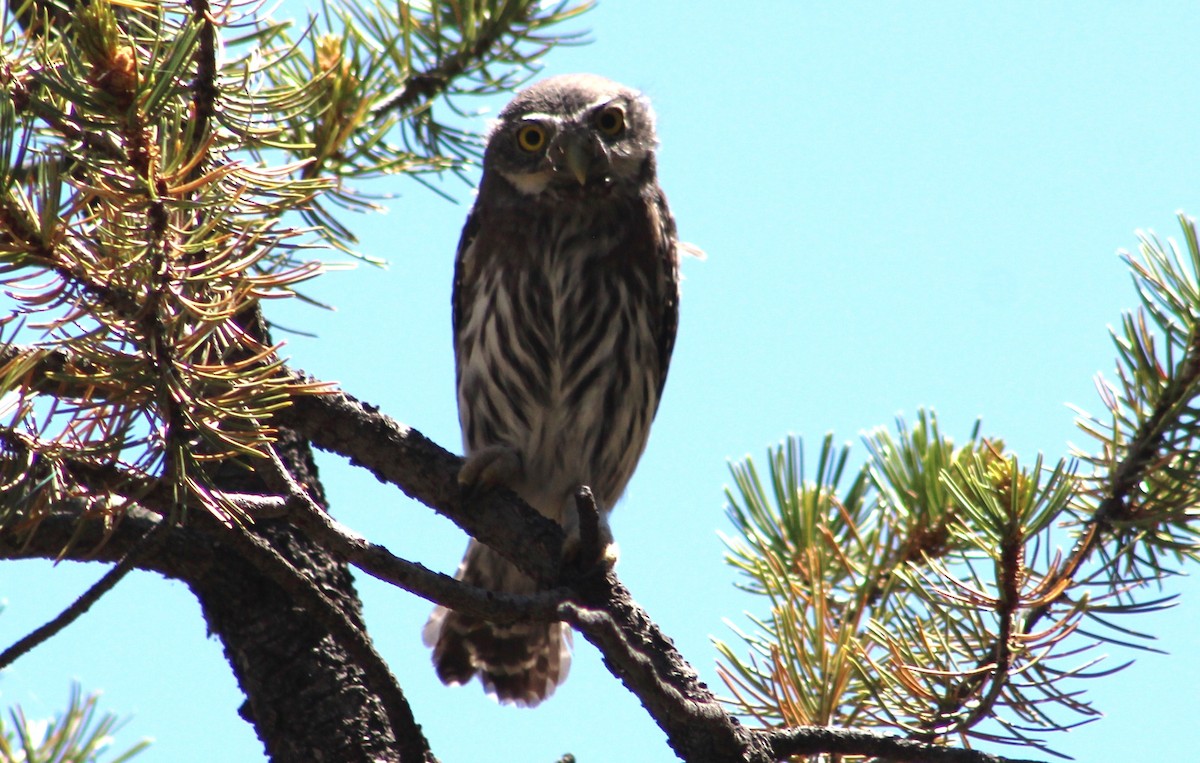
[
  {"left": 0, "top": 683, "right": 151, "bottom": 763},
  {"left": 718, "top": 421, "right": 1102, "bottom": 753},
  {"left": 372, "top": 0, "right": 593, "bottom": 120},
  {"left": 0, "top": 343, "right": 562, "bottom": 578}
]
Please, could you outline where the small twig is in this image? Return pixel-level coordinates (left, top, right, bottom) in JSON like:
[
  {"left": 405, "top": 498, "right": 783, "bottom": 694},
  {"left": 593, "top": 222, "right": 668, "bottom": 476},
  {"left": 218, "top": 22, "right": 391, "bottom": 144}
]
[
  {"left": 372, "top": 7, "right": 531, "bottom": 121},
  {"left": 186, "top": 0, "right": 218, "bottom": 141},
  {"left": 0, "top": 518, "right": 169, "bottom": 670}
]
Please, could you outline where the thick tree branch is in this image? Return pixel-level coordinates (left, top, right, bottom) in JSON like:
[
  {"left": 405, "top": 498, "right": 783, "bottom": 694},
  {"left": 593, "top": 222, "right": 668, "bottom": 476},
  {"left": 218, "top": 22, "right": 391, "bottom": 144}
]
[
  {"left": 0, "top": 425, "right": 565, "bottom": 627},
  {"left": 200, "top": 509, "right": 430, "bottom": 762},
  {"left": 561, "top": 586, "right": 770, "bottom": 763},
  {"left": 0, "top": 347, "right": 561, "bottom": 582},
  {"left": 0, "top": 505, "right": 212, "bottom": 578},
  {"left": 278, "top": 379, "right": 564, "bottom": 585},
  {"left": 260, "top": 444, "right": 570, "bottom": 624}
]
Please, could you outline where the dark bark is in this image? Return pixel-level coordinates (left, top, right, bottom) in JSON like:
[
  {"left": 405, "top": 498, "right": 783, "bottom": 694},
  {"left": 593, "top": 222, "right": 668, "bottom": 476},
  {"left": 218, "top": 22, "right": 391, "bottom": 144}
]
[
  {"left": 192, "top": 431, "right": 413, "bottom": 762},
  {"left": 281, "top": 386, "right": 564, "bottom": 585},
  {"left": 192, "top": 522, "right": 403, "bottom": 762},
  {"left": 563, "top": 571, "right": 771, "bottom": 763},
  {"left": 190, "top": 304, "right": 430, "bottom": 763}
]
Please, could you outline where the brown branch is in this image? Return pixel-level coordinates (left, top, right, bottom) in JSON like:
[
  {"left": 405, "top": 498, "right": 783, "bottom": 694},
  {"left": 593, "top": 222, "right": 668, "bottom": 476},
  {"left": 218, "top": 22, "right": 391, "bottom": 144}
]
[
  {"left": 0, "top": 422, "right": 564, "bottom": 628},
  {"left": 761, "top": 726, "right": 1046, "bottom": 763},
  {"left": 2, "top": 358, "right": 1053, "bottom": 763},
  {"left": 372, "top": 6, "right": 531, "bottom": 120},
  {"left": 560, "top": 566, "right": 1049, "bottom": 763},
  {"left": 560, "top": 560, "right": 771, "bottom": 763},
  {"left": 0, "top": 426, "right": 433, "bottom": 761},
  {"left": 187, "top": 0, "right": 218, "bottom": 142},
  {"left": 0, "top": 351, "right": 536, "bottom": 574},
  {"left": 278, "top": 380, "right": 564, "bottom": 585},
  {"left": 258, "top": 445, "right": 569, "bottom": 624},
  {"left": 220, "top": 485, "right": 571, "bottom": 625},
  {"left": 0, "top": 504, "right": 215, "bottom": 579},
  {"left": 293, "top": 494, "right": 569, "bottom": 623}
]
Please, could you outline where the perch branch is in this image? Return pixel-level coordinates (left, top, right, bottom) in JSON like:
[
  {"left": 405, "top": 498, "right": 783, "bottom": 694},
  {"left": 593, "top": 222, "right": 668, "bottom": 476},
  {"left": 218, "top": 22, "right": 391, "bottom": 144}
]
[{"left": 1, "top": 354, "right": 1053, "bottom": 763}]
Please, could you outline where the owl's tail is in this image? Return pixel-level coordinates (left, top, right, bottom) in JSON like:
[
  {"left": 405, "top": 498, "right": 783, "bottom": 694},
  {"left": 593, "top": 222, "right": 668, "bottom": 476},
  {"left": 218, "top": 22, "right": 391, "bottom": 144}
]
[{"left": 423, "top": 540, "right": 572, "bottom": 707}]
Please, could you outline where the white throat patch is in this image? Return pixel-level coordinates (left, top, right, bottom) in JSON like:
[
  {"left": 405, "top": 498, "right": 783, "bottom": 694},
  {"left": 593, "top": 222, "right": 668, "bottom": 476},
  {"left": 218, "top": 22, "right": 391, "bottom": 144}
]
[{"left": 501, "top": 170, "right": 554, "bottom": 196}]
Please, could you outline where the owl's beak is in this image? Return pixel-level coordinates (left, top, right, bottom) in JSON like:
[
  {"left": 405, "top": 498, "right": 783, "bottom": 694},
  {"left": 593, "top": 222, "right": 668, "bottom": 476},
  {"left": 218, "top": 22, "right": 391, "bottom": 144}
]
[
  {"left": 547, "top": 129, "right": 600, "bottom": 185},
  {"left": 562, "top": 140, "right": 591, "bottom": 186}
]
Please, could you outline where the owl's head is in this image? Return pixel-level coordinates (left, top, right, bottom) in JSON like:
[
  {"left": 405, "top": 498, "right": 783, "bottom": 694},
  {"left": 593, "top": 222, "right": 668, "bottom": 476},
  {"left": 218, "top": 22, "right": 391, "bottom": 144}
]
[{"left": 482, "top": 74, "right": 658, "bottom": 198}]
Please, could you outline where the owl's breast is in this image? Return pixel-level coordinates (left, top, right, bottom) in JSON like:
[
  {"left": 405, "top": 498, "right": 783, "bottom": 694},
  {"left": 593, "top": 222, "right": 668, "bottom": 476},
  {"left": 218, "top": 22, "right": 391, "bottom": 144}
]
[{"left": 455, "top": 203, "right": 663, "bottom": 512}]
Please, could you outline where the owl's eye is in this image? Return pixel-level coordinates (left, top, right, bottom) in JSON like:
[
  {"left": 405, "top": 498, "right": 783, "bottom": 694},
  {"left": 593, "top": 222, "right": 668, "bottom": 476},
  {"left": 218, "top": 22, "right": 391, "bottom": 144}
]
[
  {"left": 596, "top": 106, "right": 625, "bottom": 137},
  {"left": 516, "top": 125, "right": 547, "bottom": 152}
]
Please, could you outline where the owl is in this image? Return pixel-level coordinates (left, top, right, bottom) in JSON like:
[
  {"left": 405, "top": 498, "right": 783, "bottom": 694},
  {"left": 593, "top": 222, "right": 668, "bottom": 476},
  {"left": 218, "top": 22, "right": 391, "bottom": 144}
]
[{"left": 422, "top": 74, "right": 682, "bottom": 707}]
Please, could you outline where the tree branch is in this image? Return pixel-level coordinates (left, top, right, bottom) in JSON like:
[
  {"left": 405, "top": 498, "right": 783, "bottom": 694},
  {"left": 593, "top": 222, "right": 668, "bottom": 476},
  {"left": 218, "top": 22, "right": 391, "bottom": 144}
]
[
  {"left": 0, "top": 421, "right": 566, "bottom": 627},
  {"left": 561, "top": 566, "right": 770, "bottom": 763},
  {"left": 259, "top": 443, "right": 570, "bottom": 624},
  {"left": 761, "top": 726, "right": 1046, "bottom": 763},
  {"left": 278, "top": 379, "right": 564, "bottom": 585},
  {"left": 1, "top": 354, "right": 1053, "bottom": 763},
  {"left": 0, "top": 505, "right": 213, "bottom": 579},
  {"left": 372, "top": 1, "right": 574, "bottom": 120},
  {"left": 0, "top": 347, "right": 562, "bottom": 584}
]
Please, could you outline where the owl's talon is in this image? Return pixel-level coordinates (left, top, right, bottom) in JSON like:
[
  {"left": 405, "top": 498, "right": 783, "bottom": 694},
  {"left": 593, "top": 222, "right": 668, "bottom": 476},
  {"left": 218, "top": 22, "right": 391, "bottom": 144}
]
[
  {"left": 565, "top": 485, "right": 615, "bottom": 573},
  {"left": 459, "top": 443, "right": 523, "bottom": 491}
]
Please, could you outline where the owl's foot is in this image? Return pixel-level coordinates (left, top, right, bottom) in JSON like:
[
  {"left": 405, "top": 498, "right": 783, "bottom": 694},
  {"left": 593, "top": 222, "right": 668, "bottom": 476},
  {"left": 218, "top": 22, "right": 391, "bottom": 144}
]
[
  {"left": 565, "top": 486, "right": 616, "bottom": 573},
  {"left": 459, "top": 443, "right": 523, "bottom": 491}
]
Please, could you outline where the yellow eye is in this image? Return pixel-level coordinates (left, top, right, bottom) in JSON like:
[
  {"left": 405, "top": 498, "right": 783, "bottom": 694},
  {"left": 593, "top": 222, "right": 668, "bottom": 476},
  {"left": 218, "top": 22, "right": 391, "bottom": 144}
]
[
  {"left": 596, "top": 106, "right": 625, "bottom": 136},
  {"left": 516, "top": 124, "right": 546, "bottom": 152}
]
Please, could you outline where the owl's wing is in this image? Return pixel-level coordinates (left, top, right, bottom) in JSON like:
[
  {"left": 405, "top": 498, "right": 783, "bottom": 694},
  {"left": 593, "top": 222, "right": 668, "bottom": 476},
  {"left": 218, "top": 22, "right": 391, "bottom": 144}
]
[
  {"left": 451, "top": 207, "right": 482, "bottom": 349},
  {"left": 649, "top": 188, "right": 681, "bottom": 404}
]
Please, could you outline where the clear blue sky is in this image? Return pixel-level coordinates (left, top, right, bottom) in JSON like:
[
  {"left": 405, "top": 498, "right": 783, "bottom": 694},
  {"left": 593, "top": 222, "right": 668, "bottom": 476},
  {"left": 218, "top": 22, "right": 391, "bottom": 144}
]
[{"left": 4, "top": 2, "right": 1200, "bottom": 761}]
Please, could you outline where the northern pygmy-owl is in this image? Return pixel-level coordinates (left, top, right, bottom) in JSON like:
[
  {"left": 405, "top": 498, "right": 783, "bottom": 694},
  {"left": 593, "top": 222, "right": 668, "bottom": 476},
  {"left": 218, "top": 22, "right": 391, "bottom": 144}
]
[{"left": 423, "top": 74, "right": 682, "bottom": 706}]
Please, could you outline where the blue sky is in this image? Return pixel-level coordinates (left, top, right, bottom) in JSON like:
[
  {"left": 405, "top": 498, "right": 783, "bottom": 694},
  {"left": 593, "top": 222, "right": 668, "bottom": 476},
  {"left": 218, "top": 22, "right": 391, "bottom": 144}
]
[{"left": 4, "top": 2, "right": 1200, "bottom": 761}]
